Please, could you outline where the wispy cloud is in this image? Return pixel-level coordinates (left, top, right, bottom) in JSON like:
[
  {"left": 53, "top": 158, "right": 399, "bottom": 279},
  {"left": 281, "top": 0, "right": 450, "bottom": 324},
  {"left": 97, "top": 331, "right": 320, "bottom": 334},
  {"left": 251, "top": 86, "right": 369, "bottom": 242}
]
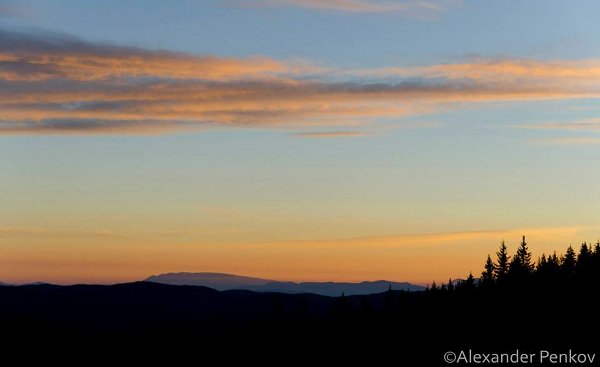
[
  {"left": 0, "top": 29, "right": 297, "bottom": 81},
  {"left": 0, "top": 226, "right": 45, "bottom": 235},
  {"left": 2, "top": 29, "right": 600, "bottom": 135},
  {"left": 294, "top": 131, "right": 371, "bottom": 138},
  {"left": 520, "top": 118, "right": 600, "bottom": 145},
  {"left": 0, "top": 226, "right": 131, "bottom": 239},
  {"left": 520, "top": 118, "right": 600, "bottom": 132},
  {"left": 241, "top": 0, "right": 456, "bottom": 19},
  {"left": 533, "top": 137, "right": 600, "bottom": 146}
]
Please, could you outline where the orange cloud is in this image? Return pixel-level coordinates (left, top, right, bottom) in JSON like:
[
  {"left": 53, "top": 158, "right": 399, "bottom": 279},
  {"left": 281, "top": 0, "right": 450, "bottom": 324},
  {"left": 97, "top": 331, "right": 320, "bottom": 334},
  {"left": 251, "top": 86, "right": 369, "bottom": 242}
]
[
  {"left": 345, "top": 57, "right": 600, "bottom": 92},
  {"left": 417, "top": 58, "right": 600, "bottom": 83},
  {"left": 2, "top": 30, "right": 600, "bottom": 135},
  {"left": 0, "top": 29, "right": 297, "bottom": 81}
]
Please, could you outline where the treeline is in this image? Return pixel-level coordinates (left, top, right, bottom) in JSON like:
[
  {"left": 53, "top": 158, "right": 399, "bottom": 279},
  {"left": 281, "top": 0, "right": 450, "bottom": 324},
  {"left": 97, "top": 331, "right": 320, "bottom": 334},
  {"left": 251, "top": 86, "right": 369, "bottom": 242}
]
[{"left": 428, "top": 236, "right": 600, "bottom": 292}]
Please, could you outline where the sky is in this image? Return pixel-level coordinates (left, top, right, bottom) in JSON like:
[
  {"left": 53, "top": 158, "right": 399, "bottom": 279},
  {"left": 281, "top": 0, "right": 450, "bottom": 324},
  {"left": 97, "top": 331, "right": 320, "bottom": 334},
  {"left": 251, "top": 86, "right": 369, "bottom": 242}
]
[{"left": 1, "top": 0, "right": 600, "bottom": 285}]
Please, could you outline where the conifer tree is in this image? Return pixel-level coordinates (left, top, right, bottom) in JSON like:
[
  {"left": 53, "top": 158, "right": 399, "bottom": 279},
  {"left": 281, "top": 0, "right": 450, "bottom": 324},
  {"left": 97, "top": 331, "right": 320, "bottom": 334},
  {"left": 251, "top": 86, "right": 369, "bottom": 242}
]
[
  {"left": 464, "top": 273, "right": 475, "bottom": 289},
  {"left": 593, "top": 241, "right": 600, "bottom": 273},
  {"left": 509, "top": 235, "right": 534, "bottom": 277},
  {"left": 481, "top": 255, "right": 495, "bottom": 286},
  {"left": 561, "top": 245, "right": 576, "bottom": 275},
  {"left": 536, "top": 254, "right": 548, "bottom": 274},
  {"left": 576, "top": 242, "right": 592, "bottom": 275},
  {"left": 494, "top": 240, "right": 510, "bottom": 280},
  {"left": 547, "top": 252, "right": 561, "bottom": 277},
  {"left": 447, "top": 278, "right": 454, "bottom": 292},
  {"left": 537, "top": 254, "right": 547, "bottom": 269}
]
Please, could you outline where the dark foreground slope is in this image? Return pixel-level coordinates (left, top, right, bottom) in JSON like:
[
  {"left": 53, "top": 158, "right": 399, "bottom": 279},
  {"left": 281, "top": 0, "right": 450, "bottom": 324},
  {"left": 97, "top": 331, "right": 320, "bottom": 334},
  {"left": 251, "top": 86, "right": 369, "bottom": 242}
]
[{"left": 1, "top": 281, "right": 598, "bottom": 365}]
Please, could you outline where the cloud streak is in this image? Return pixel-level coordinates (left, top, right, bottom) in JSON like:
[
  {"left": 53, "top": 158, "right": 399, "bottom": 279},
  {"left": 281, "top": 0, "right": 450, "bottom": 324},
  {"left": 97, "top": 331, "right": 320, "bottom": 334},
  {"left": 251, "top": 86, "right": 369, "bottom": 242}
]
[
  {"left": 243, "top": 0, "right": 455, "bottom": 19},
  {"left": 294, "top": 131, "right": 371, "bottom": 138},
  {"left": 0, "top": 29, "right": 295, "bottom": 81},
  {"left": 520, "top": 118, "right": 600, "bottom": 145},
  {"left": 2, "top": 29, "right": 600, "bottom": 135},
  {"left": 533, "top": 137, "right": 600, "bottom": 146},
  {"left": 520, "top": 118, "right": 600, "bottom": 132}
]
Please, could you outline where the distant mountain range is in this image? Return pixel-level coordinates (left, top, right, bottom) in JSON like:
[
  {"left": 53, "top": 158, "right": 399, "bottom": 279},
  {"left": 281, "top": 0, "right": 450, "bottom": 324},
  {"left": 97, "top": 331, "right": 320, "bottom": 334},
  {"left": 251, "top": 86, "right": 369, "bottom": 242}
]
[
  {"left": 145, "top": 272, "right": 424, "bottom": 296},
  {"left": 0, "top": 281, "right": 48, "bottom": 286},
  {"left": 145, "top": 272, "right": 271, "bottom": 289}
]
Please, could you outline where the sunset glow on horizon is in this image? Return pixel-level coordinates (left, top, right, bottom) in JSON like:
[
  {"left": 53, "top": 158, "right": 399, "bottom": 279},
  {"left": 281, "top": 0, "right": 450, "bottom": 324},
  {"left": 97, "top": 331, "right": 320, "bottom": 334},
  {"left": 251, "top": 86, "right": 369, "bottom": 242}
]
[{"left": 2, "top": 0, "right": 600, "bottom": 285}]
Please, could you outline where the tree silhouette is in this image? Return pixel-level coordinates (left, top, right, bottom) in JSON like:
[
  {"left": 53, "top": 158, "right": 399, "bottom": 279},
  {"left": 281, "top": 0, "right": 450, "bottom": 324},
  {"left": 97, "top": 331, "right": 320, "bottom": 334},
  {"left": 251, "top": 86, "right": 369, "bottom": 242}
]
[
  {"left": 426, "top": 234, "right": 600, "bottom": 301},
  {"left": 494, "top": 240, "right": 510, "bottom": 281},
  {"left": 576, "top": 242, "right": 592, "bottom": 277},
  {"left": 447, "top": 278, "right": 454, "bottom": 292},
  {"left": 464, "top": 273, "right": 475, "bottom": 289},
  {"left": 562, "top": 245, "right": 576, "bottom": 276},
  {"left": 593, "top": 241, "right": 600, "bottom": 278},
  {"left": 481, "top": 255, "right": 495, "bottom": 286},
  {"left": 536, "top": 254, "right": 547, "bottom": 275},
  {"left": 548, "top": 252, "right": 560, "bottom": 268},
  {"left": 536, "top": 252, "right": 560, "bottom": 283},
  {"left": 537, "top": 254, "right": 547, "bottom": 268},
  {"left": 430, "top": 281, "right": 438, "bottom": 292},
  {"left": 509, "top": 235, "right": 534, "bottom": 278}
]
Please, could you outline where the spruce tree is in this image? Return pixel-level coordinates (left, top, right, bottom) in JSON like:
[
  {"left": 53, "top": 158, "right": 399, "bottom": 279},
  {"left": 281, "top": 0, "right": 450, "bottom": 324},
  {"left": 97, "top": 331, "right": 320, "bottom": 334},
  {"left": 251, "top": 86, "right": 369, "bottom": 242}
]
[
  {"left": 481, "top": 254, "right": 495, "bottom": 286},
  {"left": 561, "top": 245, "right": 576, "bottom": 275},
  {"left": 576, "top": 242, "right": 592, "bottom": 275},
  {"left": 509, "top": 235, "right": 534, "bottom": 277},
  {"left": 593, "top": 241, "right": 600, "bottom": 275},
  {"left": 464, "top": 273, "right": 475, "bottom": 289},
  {"left": 537, "top": 254, "right": 547, "bottom": 269},
  {"left": 547, "top": 251, "right": 561, "bottom": 277},
  {"left": 536, "top": 254, "right": 548, "bottom": 275},
  {"left": 494, "top": 240, "right": 510, "bottom": 281}
]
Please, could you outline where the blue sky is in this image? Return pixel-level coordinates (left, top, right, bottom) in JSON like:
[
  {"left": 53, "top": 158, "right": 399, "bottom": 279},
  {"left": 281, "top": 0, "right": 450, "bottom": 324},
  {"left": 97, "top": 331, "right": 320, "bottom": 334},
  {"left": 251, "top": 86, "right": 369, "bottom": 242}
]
[
  {"left": 1, "top": 0, "right": 600, "bottom": 283},
  {"left": 5, "top": 0, "right": 600, "bottom": 63}
]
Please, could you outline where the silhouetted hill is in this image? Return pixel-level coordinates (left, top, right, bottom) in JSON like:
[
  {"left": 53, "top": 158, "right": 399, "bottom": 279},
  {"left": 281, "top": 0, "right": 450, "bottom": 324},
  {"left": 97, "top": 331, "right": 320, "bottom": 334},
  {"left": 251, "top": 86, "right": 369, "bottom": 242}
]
[
  {"left": 1, "top": 278, "right": 598, "bottom": 365},
  {"left": 0, "top": 281, "right": 338, "bottom": 333},
  {"left": 245, "top": 280, "right": 424, "bottom": 295},
  {"left": 145, "top": 272, "right": 424, "bottom": 295}
]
